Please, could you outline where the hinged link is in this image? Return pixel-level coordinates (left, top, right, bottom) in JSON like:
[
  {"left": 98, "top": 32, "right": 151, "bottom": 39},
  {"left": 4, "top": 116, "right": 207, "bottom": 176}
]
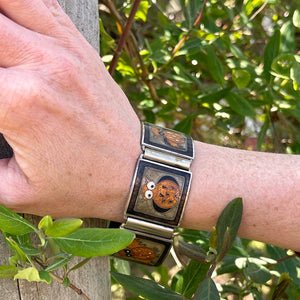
[
  {"left": 123, "top": 217, "right": 174, "bottom": 240},
  {"left": 143, "top": 148, "right": 192, "bottom": 170}
]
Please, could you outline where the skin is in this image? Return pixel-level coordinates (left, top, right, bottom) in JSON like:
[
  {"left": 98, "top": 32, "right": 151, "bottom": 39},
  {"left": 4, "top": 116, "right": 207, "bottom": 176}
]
[{"left": 0, "top": 1, "right": 299, "bottom": 251}]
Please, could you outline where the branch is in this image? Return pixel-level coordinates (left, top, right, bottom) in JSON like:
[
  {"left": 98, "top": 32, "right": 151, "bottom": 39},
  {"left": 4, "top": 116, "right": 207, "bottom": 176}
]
[
  {"left": 249, "top": 0, "right": 269, "bottom": 22},
  {"left": 172, "top": 0, "right": 208, "bottom": 57},
  {"left": 33, "top": 257, "right": 90, "bottom": 300},
  {"left": 108, "top": 0, "right": 141, "bottom": 76},
  {"left": 102, "top": 0, "right": 160, "bottom": 104}
]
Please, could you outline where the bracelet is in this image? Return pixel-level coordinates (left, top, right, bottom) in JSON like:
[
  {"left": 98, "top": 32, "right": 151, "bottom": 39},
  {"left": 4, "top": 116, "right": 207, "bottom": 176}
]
[{"left": 112, "top": 122, "right": 194, "bottom": 266}]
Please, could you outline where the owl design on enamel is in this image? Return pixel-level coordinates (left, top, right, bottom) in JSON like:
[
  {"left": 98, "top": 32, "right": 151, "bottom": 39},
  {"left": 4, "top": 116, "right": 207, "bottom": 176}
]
[
  {"left": 142, "top": 176, "right": 181, "bottom": 212},
  {"left": 151, "top": 126, "right": 186, "bottom": 149},
  {"left": 118, "top": 239, "right": 156, "bottom": 264}
]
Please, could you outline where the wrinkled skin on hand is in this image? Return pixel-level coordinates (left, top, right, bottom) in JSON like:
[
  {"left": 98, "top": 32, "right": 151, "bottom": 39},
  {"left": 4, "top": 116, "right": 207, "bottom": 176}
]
[{"left": 0, "top": 0, "right": 141, "bottom": 220}]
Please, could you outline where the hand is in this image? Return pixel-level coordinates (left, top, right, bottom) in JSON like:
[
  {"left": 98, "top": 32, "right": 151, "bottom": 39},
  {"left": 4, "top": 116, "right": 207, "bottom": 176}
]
[{"left": 0, "top": 0, "right": 141, "bottom": 220}]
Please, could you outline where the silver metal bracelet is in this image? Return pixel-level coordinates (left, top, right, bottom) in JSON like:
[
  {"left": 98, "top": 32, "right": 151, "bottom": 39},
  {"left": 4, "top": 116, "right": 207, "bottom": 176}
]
[{"left": 112, "top": 122, "right": 194, "bottom": 265}]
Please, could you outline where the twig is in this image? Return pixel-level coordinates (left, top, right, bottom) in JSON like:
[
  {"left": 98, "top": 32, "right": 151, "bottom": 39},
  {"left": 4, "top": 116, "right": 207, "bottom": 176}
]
[
  {"left": 206, "top": 263, "right": 216, "bottom": 278},
  {"left": 109, "top": 0, "right": 142, "bottom": 75},
  {"left": 32, "top": 257, "right": 90, "bottom": 300},
  {"left": 249, "top": 0, "right": 269, "bottom": 22},
  {"left": 156, "top": 0, "right": 208, "bottom": 74},
  {"left": 49, "top": 273, "right": 90, "bottom": 300},
  {"left": 267, "top": 253, "right": 297, "bottom": 269},
  {"left": 102, "top": 0, "right": 160, "bottom": 104},
  {"left": 172, "top": 0, "right": 208, "bottom": 57}
]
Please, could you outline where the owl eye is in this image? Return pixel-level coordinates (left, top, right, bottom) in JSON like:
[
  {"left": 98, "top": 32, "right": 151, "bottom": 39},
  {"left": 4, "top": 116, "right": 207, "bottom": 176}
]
[
  {"left": 147, "top": 181, "right": 156, "bottom": 190},
  {"left": 145, "top": 190, "right": 153, "bottom": 199}
]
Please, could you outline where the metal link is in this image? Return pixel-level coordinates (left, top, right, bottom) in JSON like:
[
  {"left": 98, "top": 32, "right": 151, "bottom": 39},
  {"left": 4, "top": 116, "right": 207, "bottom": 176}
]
[
  {"left": 123, "top": 217, "right": 174, "bottom": 239},
  {"left": 143, "top": 148, "right": 192, "bottom": 170}
]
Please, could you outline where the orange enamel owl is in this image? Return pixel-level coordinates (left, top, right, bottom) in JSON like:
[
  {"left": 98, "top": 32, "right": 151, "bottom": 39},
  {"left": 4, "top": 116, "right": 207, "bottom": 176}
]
[
  {"left": 151, "top": 127, "right": 185, "bottom": 149},
  {"left": 118, "top": 239, "right": 156, "bottom": 263},
  {"left": 142, "top": 176, "right": 181, "bottom": 212}
]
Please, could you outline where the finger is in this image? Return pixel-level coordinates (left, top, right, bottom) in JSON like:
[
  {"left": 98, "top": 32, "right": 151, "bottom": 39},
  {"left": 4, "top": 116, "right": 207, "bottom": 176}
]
[
  {"left": 0, "top": 0, "right": 61, "bottom": 36},
  {"left": 0, "top": 156, "right": 33, "bottom": 213},
  {"left": 0, "top": 14, "right": 39, "bottom": 67},
  {"left": 0, "top": 67, "right": 35, "bottom": 129}
]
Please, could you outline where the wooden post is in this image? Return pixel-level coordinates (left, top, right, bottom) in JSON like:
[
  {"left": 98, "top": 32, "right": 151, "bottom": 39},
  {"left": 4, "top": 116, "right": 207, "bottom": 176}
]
[{"left": 0, "top": 1, "right": 111, "bottom": 299}]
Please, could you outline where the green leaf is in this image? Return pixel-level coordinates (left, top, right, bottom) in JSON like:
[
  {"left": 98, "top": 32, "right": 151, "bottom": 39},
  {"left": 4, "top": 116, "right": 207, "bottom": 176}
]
[
  {"left": 45, "top": 218, "right": 83, "bottom": 237},
  {"left": 216, "top": 198, "right": 243, "bottom": 259},
  {"left": 225, "top": 92, "right": 256, "bottom": 116},
  {"left": 155, "top": 265, "right": 169, "bottom": 286},
  {"left": 0, "top": 205, "right": 37, "bottom": 235},
  {"left": 280, "top": 20, "right": 295, "bottom": 53},
  {"left": 45, "top": 255, "right": 73, "bottom": 272},
  {"left": 175, "top": 260, "right": 210, "bottom": 298},
  {"left": 291, "top": 58, "right": 300, "bottom": 90},
  {"left": 271, "top": 54, "right": 296, "bottom": 78},
  {"left": 52, "top": 228, "right": 135, "bottom": 257},
  {"left": 245, "top": 262, "right": 272, "bottom": 284},
  {"left": 9, "top": 256, "right": 19, "bottom": 266},
  {"left": 111, "top": 272, "right": 184, "bottom": 300},
  {"left": 257, "top": 118, "right": 269, "bottom": 151},
  {"left": 173, "top": 117, "right": 193, "bottom": 134},
  {"left": 184, "top": 0, "right": 204, "bottom": 29},
  {"left": 176, "top": 39, "right": 203, "bottom": 56},
  {"left": 38, "top": 216, "right": 53, "bottom": 230},
  {"left": 0, "top": 265, "right": 19, "bottom": 278},
  {"left": 64, "top": 277, "right": 71, "bottom": 287},
  {"left": 135, "top": 1, "right": 149, "bottom": 22},
  {"left": 271, "top": 272, "right": 292, "bottom": 300},
  {"left": 209, "top": 227, "right": 217, "bottom": 250},
  {"left": 266, "top": 245, "right": 300, "bottom": 285},
  {"left": 18, "top": 246, "right": 42, "bottom": 256},
  {"left": 197, "top": 88, "right": 232, "bottom": 104},
  {"left": 5, "top": 238, "right": 27, "bottom": 265},
  {"left": 216, "top": 227, "right": 231, "bottom": 262},
  {"left": 293, "top": 9, "right": 300, "bottom": 28},
  {"left": 177, "top": 240, "right": 209, "bottom": 263},
  {"left": 206, "top": 45, "right": 225, "bottom": 87},
  {"left": 194, "top": 278, "right": 220, "bottom": 300},
  {"left": 38, "top": 270, "right": 52, "bottom": 284},
  {"left": 14, "top": 267, "right": 49, "bottom": 283},
  {"left": 229, "top": 44, "right": 246, "bottom": 59},
  {"left": 12, "top": 233, "right": 34, "bottom": 249},
  {"left": 232, "top": 69, "right": 251, "bottom": 89},
  {"left": 99, "top": 18, "right": 115, "bottom": 50},
  {"left": 67, "top": 257, "right": 92, "bottom": 274},
  {"left": 113, "top": 258, "right": 131, "bottom": 275},
  {"left": 263, "top": 29, "right": 281, "bottom": 83}
]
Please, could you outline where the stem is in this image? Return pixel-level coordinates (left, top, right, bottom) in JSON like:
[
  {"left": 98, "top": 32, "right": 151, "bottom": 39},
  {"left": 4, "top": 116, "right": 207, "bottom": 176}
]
[
  {"left": 33, "top": 257, "right": 90, "bottom": 300},
  {"left": 172, "top": 0, "right": 208, "bottom": 57},
  {"left": 267, "top": 253, "right": 296, "bottom": 269},
  {"left": 109, "top": 0, "right": 142, "bottom": 76},
  {"left": 249, "top": 0, "right": 269, "bottom": 22},
  {"left": 157, "top": 0, "right": 208, "bottom": 74},
  {"left": 102, "top": 0, "right": 160, "bottom": 104},
  {"left": 206, "top": 263, "right": 216, "bottom": 278},
  {"left": 49, "top": 273, "right": 90, "bottom": 300}
]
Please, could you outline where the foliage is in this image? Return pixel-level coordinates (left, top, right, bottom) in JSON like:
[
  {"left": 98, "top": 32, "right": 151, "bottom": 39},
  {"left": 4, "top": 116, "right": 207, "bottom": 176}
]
[
  {"left": 111, "top": 198, "right": 299, "bottom": 300},
  {"left": 99, "top": 0, "right": 300, "bottom": 299},
  {"left": 0, "top": 205, "right": 134, "bottom": 297},
  {"left": 99, "top": 0, "right": 300, "bottom": 153}
]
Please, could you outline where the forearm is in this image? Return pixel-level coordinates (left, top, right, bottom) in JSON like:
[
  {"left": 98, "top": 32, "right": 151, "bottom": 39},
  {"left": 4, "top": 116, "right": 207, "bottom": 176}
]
[{"left": 182, "top": 141, "right": 300, "bottom": 251}]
